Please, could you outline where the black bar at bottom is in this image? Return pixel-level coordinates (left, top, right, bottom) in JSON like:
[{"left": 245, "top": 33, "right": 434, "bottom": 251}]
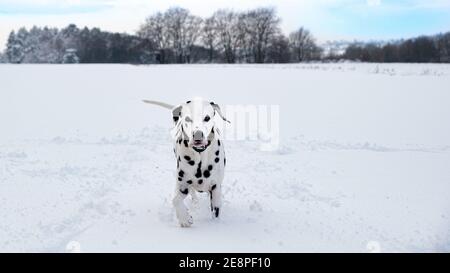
[{"left": 0, "top": 253, "right": 447, "bottom": 272}]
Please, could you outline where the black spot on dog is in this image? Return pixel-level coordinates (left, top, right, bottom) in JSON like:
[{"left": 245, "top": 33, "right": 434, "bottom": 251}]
[
  {"left": 186, "top": 180, "right": 192, "bottom": 184},
  {"left": 178, "top": 170, "right": 184, "bottom": 177},
  {"left": 215, "top": 150, "right": 219, "bottom": 156},
  {"left": 188, "top": 160, "right": 195, "bottom": 166},
  {"left": 198, "top": 179, "right": 203, "bottom": 184},
  {"left": 173, "top": 117, "right": 179, "bottom": 122},
  {"left": 215, "top": 157, "right": 220, "bottom": 163},
  {"left": 224, "top": 158, "right": 226, "bottom": 166},
  {"left": 180, "top": 188, "right": 188, "bottom": 195},
  {"left": 195, "top": 162, "right": 202, "bottom": 178},
  {"left": 209, "top": 191, "right": 213, "bottom": 211},
  {"left": 208, "top": 165, "right": 213, "bottom": 171},
  {"left": 193, "top": 147, "right": 205, "bottom": 153},
  {"left": 178, "top": 177, "right": 182, "bottom": 182},
  {"left": 186, "top": 100, "right": 191, "bottom": 104},
  {"left": 203, "top": 170, "right": 210, "bottom": 178},
  {"left": 183, "top": 140, "right": 188, "bottom": 148},
  {"left": 184, "top": 155, "right": 191, "bottom": 161},
  {"left": 217, "top": 139, "right": 221, "bottom": 146},
  {"left": 178, "top": 138, "right": 182, "bottom": 144},
  {"left": 214, "top": 207, "right": 220, "bottom": 217},
  {"left": 211, "top": 184, "right": 217, "bottom": 190}
]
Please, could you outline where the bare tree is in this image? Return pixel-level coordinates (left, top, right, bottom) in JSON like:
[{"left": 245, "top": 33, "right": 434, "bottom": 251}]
[
  {"left": 182, "top": 12, "right": 203, "bottom": 63},
  {"left": 289, "top": 27, "right": 320, "bottom": 62},
  {"left": 140, "top": 7, "right": 203, "bottom": 63},
  {"left": 138, "top": 12, "right": 171, "bottom": 63},
  {"left": 212, "top": 10, "right": 243, "bottom": 63},
  {"left": 165, "top": 7, "right": 189, "bottom": 63},
  {"left": 241, "top": 7, "right": 281, "bottom": 63},
  {"left": 202, "top": 17, "right": 217, "bottom": 62},
  {"left": 267, "top": 34, "right": 291, "bottom": 63},
  {"left": 138, "top": 8, "right": 323, "bottom": 64}
]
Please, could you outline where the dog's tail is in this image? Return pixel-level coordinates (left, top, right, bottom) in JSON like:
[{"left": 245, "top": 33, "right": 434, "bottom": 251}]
[{"left": 142, "top": 100, "right": 174, "bottom": 110}]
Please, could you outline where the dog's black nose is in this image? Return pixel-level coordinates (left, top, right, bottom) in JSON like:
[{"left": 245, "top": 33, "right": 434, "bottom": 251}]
[{"left": 193, "top": 130, "right": 204, "bottom": 141}]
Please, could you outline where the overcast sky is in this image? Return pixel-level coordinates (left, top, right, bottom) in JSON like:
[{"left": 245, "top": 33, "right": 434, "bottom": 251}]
[{"left": 1, "top": 0, "right": 450, "bottom": 50}]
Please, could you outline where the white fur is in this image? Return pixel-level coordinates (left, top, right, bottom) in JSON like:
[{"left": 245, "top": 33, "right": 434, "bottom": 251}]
[{"left": 173, "top": 134, "right": 225, "bottom": 227}]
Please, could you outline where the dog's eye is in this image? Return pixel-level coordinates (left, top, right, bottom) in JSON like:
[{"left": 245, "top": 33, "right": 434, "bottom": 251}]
[
  {"left": 203, "top": 115, "right": 211, "bottom": 122},
  {"left": 185, "top": 116, "right": 193, "bottom": 123}
]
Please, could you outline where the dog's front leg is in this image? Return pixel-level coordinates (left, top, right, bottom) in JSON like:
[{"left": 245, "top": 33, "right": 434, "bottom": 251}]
[
  {"left": 173, "top": 184, "right": 193, "bottom": 227},
  {"left": 209, "top": 183, "right": 222, "bottom": 218}
]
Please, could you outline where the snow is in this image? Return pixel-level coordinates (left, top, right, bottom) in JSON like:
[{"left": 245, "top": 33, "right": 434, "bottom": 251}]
[{"left": 0, "top": 63, "right": 449, "bottom": 252}]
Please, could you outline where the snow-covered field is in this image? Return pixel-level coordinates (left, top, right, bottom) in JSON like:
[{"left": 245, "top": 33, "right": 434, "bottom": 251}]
[{"left": 0, "top": 63, "right": 449, "bottom": 252}]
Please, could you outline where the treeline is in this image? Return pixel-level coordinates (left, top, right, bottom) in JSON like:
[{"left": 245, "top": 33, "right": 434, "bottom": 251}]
[
  {"left": 343, "top": 32, "right": 450, "bottom": 63},
  {"left": 3, "top": 7, "right": 321, "bottom": 64},
  {"left": 5, "top": 24, "right": 154, "bottom": 64},
  {"left": 137, "top": 7, "right": 321, "bottom": 64},
  {"left": 2, "top": 6, "right": 449, "bottom": 64}
]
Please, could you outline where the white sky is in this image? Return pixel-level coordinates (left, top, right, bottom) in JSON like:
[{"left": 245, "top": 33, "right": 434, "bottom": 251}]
[{"left": 1, "top": 0, "right": 450, "bottom": 51}]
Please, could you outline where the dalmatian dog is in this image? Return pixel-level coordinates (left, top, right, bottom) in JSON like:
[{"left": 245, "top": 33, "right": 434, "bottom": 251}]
[{"left": 143, "top": 98, "right": 229, "bottom": 227}]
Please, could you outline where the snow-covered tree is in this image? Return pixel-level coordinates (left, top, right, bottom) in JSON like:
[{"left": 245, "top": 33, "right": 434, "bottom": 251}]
[
  {"left": 20, "top": 26, "right": 60, "bottom": 63},
  {"left": 0, "top": 51, "right": 6, "bottom": 63},
  {"left": 6, "top": 30, "right": 25, "bottom": 63},
  {"left": 40, "top": 27, "right": 61, "bottom": 63},
  {"left": 62, "top": 48, "right": 80, "bottom": 63}
]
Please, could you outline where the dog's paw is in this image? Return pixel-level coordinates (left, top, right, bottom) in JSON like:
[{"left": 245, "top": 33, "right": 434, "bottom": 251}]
[{"left": 178, "top": 214, "right": 194, "bottom": 227}]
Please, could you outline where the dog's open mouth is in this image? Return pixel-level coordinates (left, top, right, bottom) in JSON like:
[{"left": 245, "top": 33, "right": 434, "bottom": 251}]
[
  {"left": 193, "top": 140, "right": 206, "bottom": 151},
  {"left": 193, "top": 140, "right": 205, "bottom": 147}
]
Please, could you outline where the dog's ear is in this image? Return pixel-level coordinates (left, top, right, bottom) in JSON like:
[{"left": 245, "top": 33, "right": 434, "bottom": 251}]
[
  {"left": 210, "top": 102, "right": 230, "bottom": 124},
  {"left": 172, "top": 105, "right": 183, "bottom": 124}
]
